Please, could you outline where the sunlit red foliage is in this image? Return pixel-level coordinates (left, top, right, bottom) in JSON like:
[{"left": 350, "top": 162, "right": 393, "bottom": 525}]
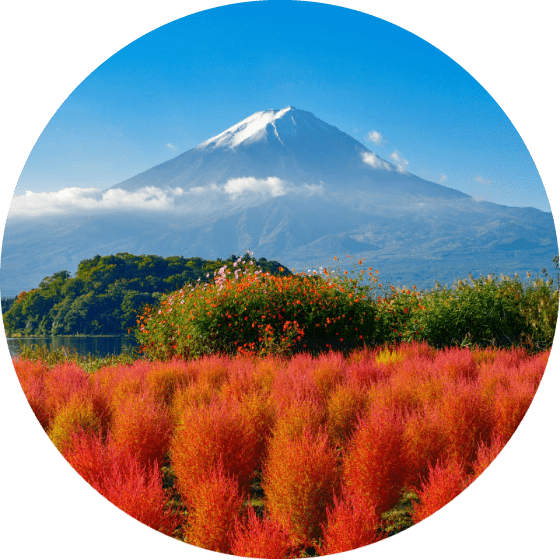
[
  {"left": 13, "top": 359, "right": 50, "bottom": 428},
  {"left": 343, "top": 406, "right": 408, "bottom": 514},
  {"left": 12, "top": 339, "right": 549, "bottom": 555},
  {"left": 403, "top": 404, "right": 449, "bottom": 487},
  {"left": 320, "top": 491, "right": 385, "bottom": 555},
  {"left": 171, "top": 397, "right": 260, "bottom": 506},
  {"left": 63, "top": 430, "right": 177, "bottom": 535},
  {"left": 472, "top": 435, "right": 506, "bottom": 479},
  {"left": 184, "top": 460, "right": 242, "bottom": 553},
  {"left": 326, "top": 383, "right": 368, "bottom": 445},
  {"left": 111, "top": 388, "right": 172, "bottom": 469},
  {"left": 411, "top": 457, "right": 471, "bottom": 524},
  {"left": 43, "top": 362, "right": 91, "bottom": 426},
  {"left": 230, "top": 507, "right": 294, "bottom": 559},
  {"left": 49, "top": 396, "right": 102, "bottom": 452},
  {"left": 263, "top": 427, "right": 340, "bottom": 544},
  {"left": 437, "top": 378, "right": 493, "bottom": 465}
]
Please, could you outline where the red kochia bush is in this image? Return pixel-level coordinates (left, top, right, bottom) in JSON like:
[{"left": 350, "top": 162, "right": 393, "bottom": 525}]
[
  {"left": 171, "top": 397, "right": 260, "bottom": 506},
  {"left": 48, "top": 396, "right": 102, "bottom": 452},
  {"left": 262, "top": 427, "right": 340, "bottom": 544},
  {"left": 63, "top": 429, "right": 113, "bottom": 488},
  {"left": 492, "top": 378, "right": 538, "bottom": 443},
  {"left": 63, "top": 430, "right": 177, "bottom": 535},
  {"left": 403, "top": 404, "right": 448, "bottom": 487},
  {"left": 98, "top": 447, "right": 179, "bottom": 536},
  {"left": 472, "top": 435, "right": 505, "bottom": 479},
  {"left": 13, "top": 359, "right": 50, "bottom": 428},
  {"left": 14, "top": 359, "right": 90, "bottom": 431},
  {"left": 320, "top": 491, "right": 385, "bottom": 555},
  {"left": 111, "top": 388, "right": 172, "bottom": 469},
  {"left": 43, "top": 362, "right": 91, "bottom": 427},
  {"left": 437, "top": 378, "right": 493, "bottom": 466},
  {"left": 184, "top": 460, "right": 243, "bottom": 553},
  {"left": 411, "top": 457, "right": 471, "bottom": 524},
  {"left": 343, "top": 406, "right": 408, "bottom": 514},
  {"left": 230, "top": 507, "right": 294, "bottom": 559}
]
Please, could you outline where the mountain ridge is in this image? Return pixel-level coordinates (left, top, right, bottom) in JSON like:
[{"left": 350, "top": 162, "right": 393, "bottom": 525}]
[{"left": 2, "top": 106, "right": 557, "bottom": 295}]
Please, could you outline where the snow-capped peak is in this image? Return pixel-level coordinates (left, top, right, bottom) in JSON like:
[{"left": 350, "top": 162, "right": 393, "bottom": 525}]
[{"left": 199, "top": 106, "right": 299, "bottom": 149}]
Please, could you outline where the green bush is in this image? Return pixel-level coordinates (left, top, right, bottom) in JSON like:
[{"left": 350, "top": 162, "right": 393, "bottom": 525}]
[
  {"left": 136, "top": 255, "right": 559, "bottom": 359},
  {"left": 404, "top": 274, "right": 558, "bottom": 350}
]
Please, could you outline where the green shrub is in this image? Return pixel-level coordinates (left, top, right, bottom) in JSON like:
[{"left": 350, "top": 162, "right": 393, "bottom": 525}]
[{"left": 136, "top": 254, "right": 558, "bottom": 358}]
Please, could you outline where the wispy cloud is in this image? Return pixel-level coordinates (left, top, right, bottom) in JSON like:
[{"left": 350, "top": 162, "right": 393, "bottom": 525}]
[
  {"left": 389, "top": 150, "right": 409, "bottom": 174},
  {"left": 367, "top": 130, "right": 385, "bottom": 145},
  {"left": 166, "top": 143, "right": 178, "bottom": 150},
  {"left": 361, "top": 152, "right": 391, "bottom": 170},
  {"left": 439, "top": 174, "right": 447, "bottom": 183},
  {"left": 475, "top": 175, "right": 492, "bottom": 185}
]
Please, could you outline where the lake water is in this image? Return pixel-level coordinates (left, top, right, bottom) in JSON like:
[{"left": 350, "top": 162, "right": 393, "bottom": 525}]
[{"left": 6, "top": 335, "right": 138, "bottom": 358}]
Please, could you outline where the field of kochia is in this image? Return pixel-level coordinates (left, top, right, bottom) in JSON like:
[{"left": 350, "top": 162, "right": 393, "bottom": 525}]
[{"left": 15, "top": 343, "right": 547, "bottom": 556}]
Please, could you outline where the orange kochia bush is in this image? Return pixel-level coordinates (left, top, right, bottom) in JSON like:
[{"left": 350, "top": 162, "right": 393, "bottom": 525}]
[{"left": 12, "top": 342, "right": 549, "bottom": 556}]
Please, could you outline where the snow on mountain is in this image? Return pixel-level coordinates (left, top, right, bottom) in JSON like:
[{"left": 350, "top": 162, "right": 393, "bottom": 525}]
[
  {"left": 1, "top": 107, "right": 557, "bottom": 295},
  {"left": 108, "top": 106, "right": 468, "bottom": 202}
]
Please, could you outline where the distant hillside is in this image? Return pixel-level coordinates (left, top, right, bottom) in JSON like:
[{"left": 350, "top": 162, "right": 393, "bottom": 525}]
[{"left": 2, "top": 253, "right": 289, "bottom": 336}]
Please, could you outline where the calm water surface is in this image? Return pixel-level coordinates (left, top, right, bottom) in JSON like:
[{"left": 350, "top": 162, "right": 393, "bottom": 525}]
[{"left": 7, "top": 335, "right": 138, "bottom": 358}]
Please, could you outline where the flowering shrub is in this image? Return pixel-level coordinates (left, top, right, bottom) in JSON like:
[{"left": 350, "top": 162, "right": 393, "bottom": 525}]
[
  {"left": 136, "top": 253, "right": 391, "bottom": 359},
  {"left": 136, "top": 253, "right": 558, "bottom": 359}
]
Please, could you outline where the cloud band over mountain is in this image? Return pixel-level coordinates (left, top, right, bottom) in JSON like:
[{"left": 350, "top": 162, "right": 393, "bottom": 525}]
[{"left": 8, "top": 178, "right": 324, "bottom": 217}]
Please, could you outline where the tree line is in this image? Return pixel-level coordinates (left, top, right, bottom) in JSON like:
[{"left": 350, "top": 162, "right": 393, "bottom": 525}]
[{"left": 2, "top": 252, "right": 289, "bottom": 336}]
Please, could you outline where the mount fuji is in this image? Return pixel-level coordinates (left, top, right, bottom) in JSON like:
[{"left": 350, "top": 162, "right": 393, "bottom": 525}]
[{"left": 2, "top": 106, "right": 557, "bottom": 294}]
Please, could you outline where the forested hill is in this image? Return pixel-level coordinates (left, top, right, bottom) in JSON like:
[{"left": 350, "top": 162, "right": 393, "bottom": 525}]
[{"left": 2, "top": 253, "right": 289, "bottom": 336}]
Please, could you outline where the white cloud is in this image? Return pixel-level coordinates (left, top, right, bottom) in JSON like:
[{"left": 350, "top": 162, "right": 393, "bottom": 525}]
[
  {"left": 388, "top": 150, "right": 409, "bottom": 173},
  {"left": 361, "top": 152, "right": 391, "bottom": 170},
  {"left": 223, "top": 177, "right": 287, "bottom": 199},
  {"left": 439, "top": 174, "right": 447, "bottom": 183},
  {"left": 475, "top": 175, "right": 492, "bottom": 185},
  {"left": 223, "top": 177, "right": 323, "bottom": 200},
  {"left": 8, "top": 178, "right": 324, "bottom": 217},
  {"left": 166, "top": 143, "right": 177, "bottom": 150},
  {"left": 367, "top": 130, "right": 384, "bottom": 145},
  {"left": 9, "top": 186, "right": 187, "bottom": 216}
]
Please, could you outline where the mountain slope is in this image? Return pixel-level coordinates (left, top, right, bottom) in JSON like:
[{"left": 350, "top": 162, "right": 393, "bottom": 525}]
[
  {"left": 2, "top": 107, "right": 557, "bottom": 295},
  {"left": 110, "top": 106, "right": 469, "bottom": 201}
]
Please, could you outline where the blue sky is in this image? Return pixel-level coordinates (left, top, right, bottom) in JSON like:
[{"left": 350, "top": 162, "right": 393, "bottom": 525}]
[{"left": 14, "top": 0, "right": 550, "bottom": 211}]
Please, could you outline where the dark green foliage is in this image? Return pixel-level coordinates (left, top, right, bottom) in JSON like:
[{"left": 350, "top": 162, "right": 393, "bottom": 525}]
[
  {"left": 1, "top": 296, "right": 16, "bottom": 314},
  {"left": 3, "top": 253, "right": 289, "bottom": 336},
  {"left": 407, "top": 273, "right": 558, "bottom": 351}
]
